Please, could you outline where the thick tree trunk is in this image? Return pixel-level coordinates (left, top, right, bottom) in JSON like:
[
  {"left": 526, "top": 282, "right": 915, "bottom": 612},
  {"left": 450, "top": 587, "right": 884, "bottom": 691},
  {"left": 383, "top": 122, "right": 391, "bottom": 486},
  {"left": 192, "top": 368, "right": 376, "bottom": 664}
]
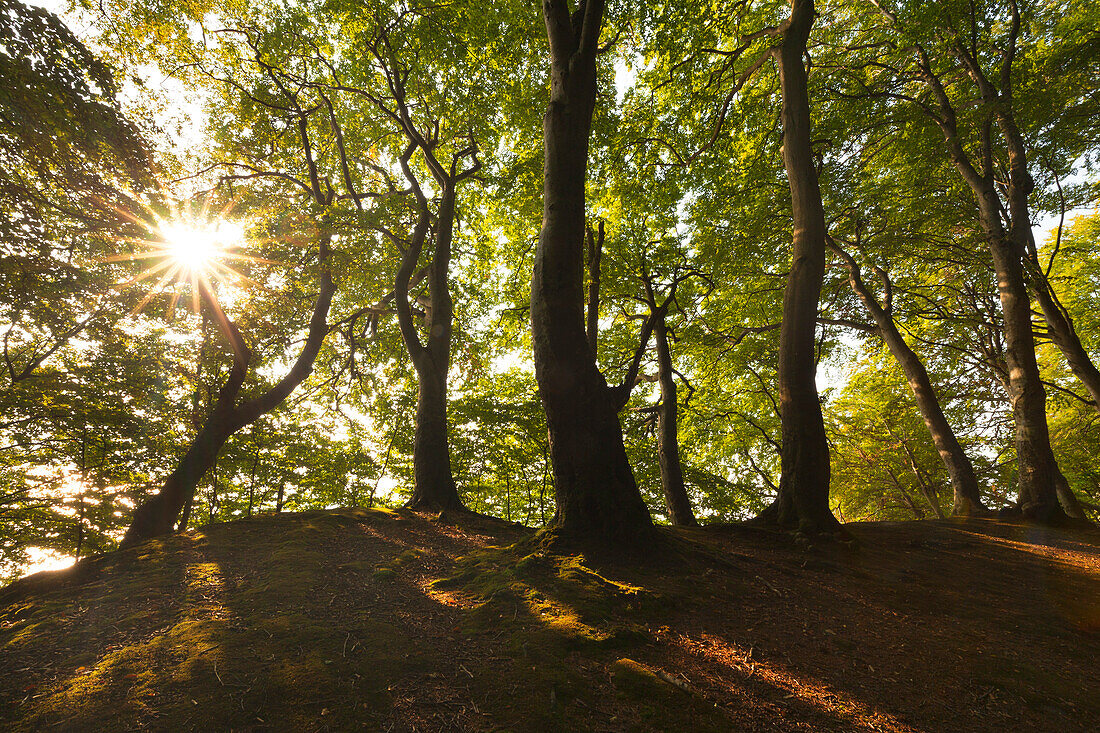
[
  {"left": 654, "top": 318, "right": 697, "bottom": 527},
  {"left": 532, "top": 0, "right": 654, "bottom": 544},
  {"left": 758, "top": 0, "right": 840, "bottom": 534},
  {"left": 830, "top": 242, "right": 987, "bottom": 517},
  {"left": 405, "top": 351, "right": 462, "bottom": 510},
  {"left": 125, "top": 421, "right": 234, "bottom": 543},
  {"left": 987, "top": 235, "right": 1064, "bottom": 520}
]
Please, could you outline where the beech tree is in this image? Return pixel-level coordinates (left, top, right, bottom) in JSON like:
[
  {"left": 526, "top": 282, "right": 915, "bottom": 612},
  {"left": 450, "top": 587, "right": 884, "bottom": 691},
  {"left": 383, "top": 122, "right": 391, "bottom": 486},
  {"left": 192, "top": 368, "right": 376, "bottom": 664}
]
[
  {"left": 872, "top": 1, "right": 1070, "bottom": 521},
  {"left": 531, "top": 0, "right": 655, "bottom": 543},
  {"left": 827, "top": 237, "right": 987, "bottom": 516},
  {"left": 756, "top": 0, "right": 841, "bottom": 533}
]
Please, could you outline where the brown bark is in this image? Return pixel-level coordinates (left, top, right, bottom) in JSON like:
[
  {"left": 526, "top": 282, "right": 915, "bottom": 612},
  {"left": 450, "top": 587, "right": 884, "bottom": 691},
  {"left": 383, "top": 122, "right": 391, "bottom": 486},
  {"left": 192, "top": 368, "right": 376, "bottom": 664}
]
[
  {"left": 122, "top": 238, "right": 336, "bottom": 547},
  {"left": 394, "top": 150, "right": 464, "bottom": 511},
  {"left": 654, "top": 316, "right": 697, "bottom": 527},
  {"left": 911, "top": 32, "right": 1066, "bottom": 523},
  {"left": 953, "top": 9, "right": 1100, "bottom": 414},
  {"left": 585, "top": 220, "right": 603, "bottom": 357},
  {"left": 828, "top": 240, "right": 987, "bottom": 517},
  {"left": 532, "top": 0, "right": 654, "bottom": 544},
  {"left": 389, "top": 116, "right": 480, "bottom": 511},
  {"left": 757, "top": 0, "right": 840, "bottom": 534}
]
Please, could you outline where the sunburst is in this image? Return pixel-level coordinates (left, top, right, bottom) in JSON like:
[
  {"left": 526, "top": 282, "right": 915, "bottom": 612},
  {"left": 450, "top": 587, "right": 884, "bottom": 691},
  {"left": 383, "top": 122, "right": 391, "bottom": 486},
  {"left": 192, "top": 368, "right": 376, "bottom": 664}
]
[{"left": 108, "top": 197, "right": 275, "bottom": 321}]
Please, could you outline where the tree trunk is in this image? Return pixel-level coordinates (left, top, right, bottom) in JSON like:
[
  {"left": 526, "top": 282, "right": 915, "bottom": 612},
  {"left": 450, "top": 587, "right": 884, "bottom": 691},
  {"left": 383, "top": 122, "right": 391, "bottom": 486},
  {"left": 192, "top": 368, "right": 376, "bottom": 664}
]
[
  {"left": 654, "top": 317, "right": 697, "bottom": 527},
  {"left": 532, "top": 0, "right": 654, "bottom": 544},
  {"left": 986, "top": 232, "right": 1065, "bottom": 521},
  {"left": 914, "top": 37, "right": 1067, "bottom": 523},
  {"left": 829, "top": 242, "right": 987, "bottom": 517},
  {"left": 1055, "top": 468, "right": 1088, "bottom": 520},
  {"left": 887, "top": 467, "right": 926, "bottom": 520},
  {"left": 405, "top": 350, "right": 462, "bottom": 510},
  {"left": 127, "top": 425, "right": 235, "bottom": 544},
  {"left": 758, "top": 0, "right": 840, "bottom": 534},
  {"left": 395, "top": 169, "right": 464, "bottom": 512},
  {"left": 177, "top": 493, "right": 194, "bottom": 532},
  {"left": 585, "top": 220, "right": 603, "bottom": 356},
  {"left": 122, "top": 239, "right": 336, "bottom": 547}
]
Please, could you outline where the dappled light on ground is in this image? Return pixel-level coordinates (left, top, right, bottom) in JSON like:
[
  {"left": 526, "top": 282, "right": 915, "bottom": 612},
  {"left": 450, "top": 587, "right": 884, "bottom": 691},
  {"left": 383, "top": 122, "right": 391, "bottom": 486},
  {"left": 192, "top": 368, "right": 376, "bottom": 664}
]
[{"left": 2, "top": 509, "right": 1098, "bottom": 731}]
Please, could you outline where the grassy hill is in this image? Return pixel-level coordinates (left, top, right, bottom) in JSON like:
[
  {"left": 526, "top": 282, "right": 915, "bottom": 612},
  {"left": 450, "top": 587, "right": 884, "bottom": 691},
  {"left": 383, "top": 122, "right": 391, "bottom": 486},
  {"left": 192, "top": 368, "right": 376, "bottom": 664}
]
[{"left": 2, "top": 507, "right": 1099, "bottom": 731}]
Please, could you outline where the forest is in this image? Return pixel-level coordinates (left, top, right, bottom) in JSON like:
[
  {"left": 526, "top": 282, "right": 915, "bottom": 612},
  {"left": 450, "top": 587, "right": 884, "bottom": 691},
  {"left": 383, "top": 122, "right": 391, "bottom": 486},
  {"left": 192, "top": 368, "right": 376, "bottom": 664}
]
[
  {"left": 2, "top": 0, "right": 1098, "bottom": 574},
  {"left": 1, "top": 0, "right": 1100, "bottom": 729}
]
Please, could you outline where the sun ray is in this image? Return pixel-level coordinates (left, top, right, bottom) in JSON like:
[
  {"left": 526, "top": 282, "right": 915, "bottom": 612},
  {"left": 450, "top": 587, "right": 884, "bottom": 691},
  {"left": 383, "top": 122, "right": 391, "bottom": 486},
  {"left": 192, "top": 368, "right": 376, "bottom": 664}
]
[{"left": 133, "top": 263, "right": 184, "bottom": 314}]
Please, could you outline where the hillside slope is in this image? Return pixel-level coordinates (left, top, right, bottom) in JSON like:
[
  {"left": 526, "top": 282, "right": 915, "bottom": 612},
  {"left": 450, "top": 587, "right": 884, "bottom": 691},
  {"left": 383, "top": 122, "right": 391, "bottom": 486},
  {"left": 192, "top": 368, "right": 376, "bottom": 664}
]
[{"left": 1, "top": 508, "right": 1098, "bottom": 732}]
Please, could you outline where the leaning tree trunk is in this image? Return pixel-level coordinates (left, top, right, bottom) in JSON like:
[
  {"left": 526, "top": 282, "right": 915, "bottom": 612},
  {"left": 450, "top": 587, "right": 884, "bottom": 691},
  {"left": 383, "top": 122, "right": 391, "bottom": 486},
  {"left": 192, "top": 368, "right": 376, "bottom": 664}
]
[
  {"left": 122, "top": 241, "right": 336, "bottom": 547},
  {"left": 1029, "top": 279, "right": 1100, "bottom": 413},
  {"left": 654, "top": 316, "right": 697, "bottom": 527},
  {"left": 913, "top": 36, "right": 1067, "bottom": 524},
  {"left": 757, "top": 0, "right": 840, "bottom": 534},
  {"left": 532, "top": 0, "right": 654, "bottom": 544},
  {"left": 829, "top": 242, "right": 987, "bottom": 517}
]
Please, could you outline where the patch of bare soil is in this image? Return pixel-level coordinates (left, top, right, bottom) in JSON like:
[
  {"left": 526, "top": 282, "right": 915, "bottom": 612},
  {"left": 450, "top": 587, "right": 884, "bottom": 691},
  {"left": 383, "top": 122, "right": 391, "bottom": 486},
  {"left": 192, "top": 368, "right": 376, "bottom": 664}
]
[{"left": 1, "top": 509, "right": 1097, "bottom": 732}]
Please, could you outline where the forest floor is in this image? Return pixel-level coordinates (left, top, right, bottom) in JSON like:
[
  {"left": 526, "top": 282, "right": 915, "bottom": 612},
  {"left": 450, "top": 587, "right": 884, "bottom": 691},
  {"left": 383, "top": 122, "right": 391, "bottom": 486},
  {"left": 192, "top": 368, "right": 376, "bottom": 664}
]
[{"left": 1, "top": 508, "right": 1098, "bottom": 732}]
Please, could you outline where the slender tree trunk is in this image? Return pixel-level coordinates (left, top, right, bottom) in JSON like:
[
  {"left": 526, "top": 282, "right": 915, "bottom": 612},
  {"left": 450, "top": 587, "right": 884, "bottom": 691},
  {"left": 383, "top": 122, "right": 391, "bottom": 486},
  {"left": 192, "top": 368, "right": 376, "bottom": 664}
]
[
  {"left": 247, "top": 446, "right": 259, "bottom": 517},
  {"left": 913, "top": 37, "right": 1067, "bottom": 523},
  {"left": 75, "top": 423, "right": 87, "bottom": 560},
  {"left": 654, "top": 317, "right": 697, "bottom": 526},
  {"left": 1030, "top": 281, "right": 1100, "bottom": 411},
  {"left": 532, "top": 0, "right": 654, "bottom": 545},
  {"left": 208, "top": 459, "right": 219, "bottom": 522},
  {"left": 122, "top": 239, "right": 336, "bottom": 547},
  {"left": 757, "top": 0, "right": 840, "bottom": 534},
  {"left": 900, "top": 442, "right": 947, "bottom": 520},
  {"left": 396, "top": 175, "right": 464, "bottom": 512},
  {"left": 887, "top": 467, "right": 926, "bottom": 520},
  {"left": 829, "top": 242, "right": 987, "bottom": 516}
]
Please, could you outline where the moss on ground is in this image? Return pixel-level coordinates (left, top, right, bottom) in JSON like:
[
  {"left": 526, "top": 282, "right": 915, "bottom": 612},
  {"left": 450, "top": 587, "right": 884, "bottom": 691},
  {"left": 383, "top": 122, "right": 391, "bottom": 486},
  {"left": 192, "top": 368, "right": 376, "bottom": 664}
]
[{"left": 4, "top": 510, "right": 1099, "bottom": 732}]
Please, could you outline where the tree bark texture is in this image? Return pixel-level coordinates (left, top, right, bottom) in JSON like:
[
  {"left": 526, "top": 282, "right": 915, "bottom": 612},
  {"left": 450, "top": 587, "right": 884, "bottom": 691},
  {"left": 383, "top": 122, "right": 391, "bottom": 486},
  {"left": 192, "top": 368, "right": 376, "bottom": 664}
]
[
  {"left": 532, "top": 0, "right": 654, "bottom": 544},
  {"left": 585, "top": 220, "right": 602, "bottom": 357},
  {"left": 758, "top": 0, "right": 840, "bottom": 534},
  {"left": 829, "top": 241, "right": 987, "bottom": 517},
  {"left": 654, "top": 317, "right": 697, "bottom": 527}
]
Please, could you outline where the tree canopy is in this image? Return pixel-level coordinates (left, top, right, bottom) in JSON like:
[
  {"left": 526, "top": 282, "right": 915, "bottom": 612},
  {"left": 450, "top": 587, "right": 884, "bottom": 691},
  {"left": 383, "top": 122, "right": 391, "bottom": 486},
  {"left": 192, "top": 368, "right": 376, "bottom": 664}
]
[{"left": 2, "top": 0, "right": 1099, "bottom": 579}]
